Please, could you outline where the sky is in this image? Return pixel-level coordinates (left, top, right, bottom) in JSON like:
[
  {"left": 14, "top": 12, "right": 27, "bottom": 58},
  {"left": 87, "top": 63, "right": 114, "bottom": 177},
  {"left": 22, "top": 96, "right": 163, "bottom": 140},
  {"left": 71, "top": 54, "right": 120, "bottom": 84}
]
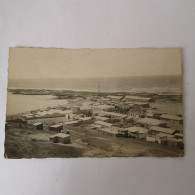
[{"left": 8, "top": 48, "right": 182, "bottom": 79}]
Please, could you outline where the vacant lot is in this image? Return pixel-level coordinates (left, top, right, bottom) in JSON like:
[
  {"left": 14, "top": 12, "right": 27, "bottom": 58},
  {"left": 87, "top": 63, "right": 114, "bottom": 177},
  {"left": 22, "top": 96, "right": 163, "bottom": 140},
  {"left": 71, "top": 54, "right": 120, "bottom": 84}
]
[{"left": 4, "top": 125, "right": 184, "bottom": 158}]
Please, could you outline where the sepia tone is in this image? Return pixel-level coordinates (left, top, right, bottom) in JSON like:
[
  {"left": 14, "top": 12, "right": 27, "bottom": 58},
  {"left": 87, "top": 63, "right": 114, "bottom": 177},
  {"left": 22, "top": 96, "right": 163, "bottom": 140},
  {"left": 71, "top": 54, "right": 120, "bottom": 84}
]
[{"left": 5, "top": 48, "right": 184, "bottom": 158}]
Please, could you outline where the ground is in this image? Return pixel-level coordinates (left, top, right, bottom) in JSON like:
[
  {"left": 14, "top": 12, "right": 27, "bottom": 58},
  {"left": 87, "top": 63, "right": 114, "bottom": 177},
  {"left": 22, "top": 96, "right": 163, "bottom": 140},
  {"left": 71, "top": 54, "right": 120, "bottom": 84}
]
[{"left": 5, "top": 125, "right": 184, "bottom": 158}]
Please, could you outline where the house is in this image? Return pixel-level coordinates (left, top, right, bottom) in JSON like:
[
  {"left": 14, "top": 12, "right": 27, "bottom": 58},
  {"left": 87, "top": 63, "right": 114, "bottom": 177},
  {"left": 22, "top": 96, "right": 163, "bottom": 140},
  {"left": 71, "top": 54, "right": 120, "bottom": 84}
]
[
  {"left": 93, "top": 104, "right": 115, "bottom": 112},
  {"left": 136, "top": 118, "right": 167, "bottom": 128},
  {"left": 124, "top": 126, "right": 148, "bottom": 139},
  {"left": 99, "top": 111, "right": 126, "bottom": 119},
  {"left": 167, "top": 137, "right": 184, "bottom": 149},
  {"left": 50, "top": 133, "right": 71, "bottom": 144},
  {"left": 94, "top": 121, "right": 113, "bottom": 128},
  {"left": 32, "top": 122, "right": 43, "bottom": 130},
  {"left": 98, "top": 127, "right": 120, "bottom": 137},
  {"left": 79, "top": 117, "right": 92, "bottom": 124},
  {"left": 160, "top": 114, "right": 183, "bottom": 124},
  {"left": 64, "top": 121, "right": 79, "bottom": 127},
  {"left": 149, "top": 126, "right": 178, "bottom": 135},
  {"left": 125, "top": 96, "right": 154, "bottom": 102},
  {"left": 7, "top": 119, "right": 27, "bottom": 128},
  {"left": 49, "top": 124, "right": 63, "bottom": 132},
  {"left": 64, "top": 110, "right": 73, "bottom": 119}
]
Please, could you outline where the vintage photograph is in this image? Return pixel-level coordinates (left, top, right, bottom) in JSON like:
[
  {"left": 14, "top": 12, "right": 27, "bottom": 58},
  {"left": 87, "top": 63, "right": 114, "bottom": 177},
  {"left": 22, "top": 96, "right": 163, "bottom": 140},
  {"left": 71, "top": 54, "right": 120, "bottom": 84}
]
[{"left": 5, "top": 48, "right": 184, "bottom": 158}]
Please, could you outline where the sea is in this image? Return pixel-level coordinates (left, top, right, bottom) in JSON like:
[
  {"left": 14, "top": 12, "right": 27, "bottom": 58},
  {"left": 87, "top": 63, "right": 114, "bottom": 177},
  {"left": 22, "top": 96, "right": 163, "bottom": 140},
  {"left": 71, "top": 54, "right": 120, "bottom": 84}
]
[{"left": 6, "top": 75, "right": 182, "bottom": 115}]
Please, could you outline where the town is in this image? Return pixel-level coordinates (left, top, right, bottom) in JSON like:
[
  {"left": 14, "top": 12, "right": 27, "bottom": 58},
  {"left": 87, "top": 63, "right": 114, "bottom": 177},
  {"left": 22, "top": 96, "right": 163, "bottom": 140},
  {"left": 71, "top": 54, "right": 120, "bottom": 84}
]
[{"left": 5, "top": 89, "right": 184, "bottom": 158}]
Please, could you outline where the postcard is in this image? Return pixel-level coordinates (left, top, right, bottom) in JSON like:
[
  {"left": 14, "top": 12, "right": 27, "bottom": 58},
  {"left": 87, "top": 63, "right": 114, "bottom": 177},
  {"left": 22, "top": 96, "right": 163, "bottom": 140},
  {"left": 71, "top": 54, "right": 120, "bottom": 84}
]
[{"left": 5, "top": 48, "right": 183, "bottom": 158}]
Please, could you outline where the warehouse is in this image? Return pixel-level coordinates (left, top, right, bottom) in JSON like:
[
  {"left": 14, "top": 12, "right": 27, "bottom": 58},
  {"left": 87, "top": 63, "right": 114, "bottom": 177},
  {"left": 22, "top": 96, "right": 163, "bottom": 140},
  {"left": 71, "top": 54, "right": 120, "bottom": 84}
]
[
  {"left": 160, "top": 114, "right": 183, "bottom": 124},
  {"left": 149, "top": 126, "right": 178, "bottom": 135},
  {"left": 99, "top": 111, "right": 126, "bottom": 119},
  {"left": 50, "top": 133, "right": 71, "bottom": 144},
  {"left": 32, "top": 122, "right": 43, "bottom": 130},
  {"left": 124, "top": 126, "right": 148, "bottom": 139},
  {"left": 64, "top": 121, "right": 79, "bottom": 127},
  {"left": 94, "top": 121, "right": 113, "bottom": 128},
  {"left": 136, "top": 118, "right": 167, "bottom": 128},
  {"left": 98, "top": 127, "right": 120, "bottom": 137},
  {"left": 49, "top": 124, "right": 63, "bottom": 132},
  {"left": 125, "top": 96, "right": 154, "bottom": 102}
]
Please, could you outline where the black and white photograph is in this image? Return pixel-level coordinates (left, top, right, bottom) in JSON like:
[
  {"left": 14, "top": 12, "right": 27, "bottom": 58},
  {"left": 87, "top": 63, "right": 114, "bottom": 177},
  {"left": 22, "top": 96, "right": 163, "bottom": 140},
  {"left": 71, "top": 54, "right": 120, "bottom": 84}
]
[{"left": 5, "top": 48, "right": 183, "bottom": 158}]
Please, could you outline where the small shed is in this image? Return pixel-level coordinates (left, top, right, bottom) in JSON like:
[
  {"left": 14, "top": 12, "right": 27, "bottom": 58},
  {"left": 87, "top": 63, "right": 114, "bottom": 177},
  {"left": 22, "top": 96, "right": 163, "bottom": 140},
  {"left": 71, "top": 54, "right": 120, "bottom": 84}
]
[
  {"left": 32, "top": 122, "right": 43, "bottom": 130},
  {"left": 50, "top": 133, "right": 71, "bottom": 144},
  {"left": 49, "top": 124, "right": 63, "bottom": 132}
]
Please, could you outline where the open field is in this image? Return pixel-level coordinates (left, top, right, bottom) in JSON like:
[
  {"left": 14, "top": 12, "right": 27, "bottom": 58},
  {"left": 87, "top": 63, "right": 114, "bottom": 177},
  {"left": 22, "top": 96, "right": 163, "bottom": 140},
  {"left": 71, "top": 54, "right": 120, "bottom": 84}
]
[{"left": 5, "top": 126, "right": 184, "bottom": 158}]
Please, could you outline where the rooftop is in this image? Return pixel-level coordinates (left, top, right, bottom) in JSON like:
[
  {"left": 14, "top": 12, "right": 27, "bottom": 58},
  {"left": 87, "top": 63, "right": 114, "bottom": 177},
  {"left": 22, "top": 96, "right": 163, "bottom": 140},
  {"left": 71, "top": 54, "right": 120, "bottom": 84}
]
[
  {"left": 50, "top": 133, "right": 70, "bottom": 139},
  {"left": 136, "top": 118, "right": 166, "bottom": 126},
  {"left": 33, "top": 122, "right": 43, "bottom": 126},
  {"left": 50, "top": 124, "right": 63, "bottom": 128},
  {"left": 124, "top": 126, "right": 148, "bottom": 134},
  {"left": 98, "top": 127, "right": 119, "bottom": 135},
  {"left": 160, "top": 114, "right": 183, "bottom": 121},
  {"left": 94, "top": 121, "right": 113, "bottom": 127},
  {"left": 149, "top": 126, "right": 176, "bottom": 134}
]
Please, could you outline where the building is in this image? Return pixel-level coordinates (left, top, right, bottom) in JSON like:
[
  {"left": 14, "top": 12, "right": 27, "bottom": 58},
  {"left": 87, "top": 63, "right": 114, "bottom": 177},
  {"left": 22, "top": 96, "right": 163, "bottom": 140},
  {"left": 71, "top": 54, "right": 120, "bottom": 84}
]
[
  {"left": 167, "top": 137, "right": 184, "bottom": 149},
  {"left": 124, "top": 126, "right": 148, "bottom": 139},
  {"left": 160, "top": 114, "right": 183, "bottom": 124},
  {"left": 64, "top": 121, "right": 79, "bottom": 127},
  {"left": 32, "top": 122, "right": 43, "bottom": 130},
  {"left": 98, "top": 127, "right": 120, "bottom": 137},
  {"left": 127, "top": 105, "right": 144, "bottom": 119},
  {"left": 50, "top": 133, "right": 71, "bottom": 144},
  {"left": 79, "top": 117, "right": 93, "bottom": 124},
  {"left": 149, "top": 126, "right": 178, "bottom": 135},
  {"left": 136, "top": 118, "right": 167, "bottom": 128},
  {"left": 93, "top": 104, "right": 115, "bottom": 112},
  {"left": 64, "top": 110, "right": 73, "bottom": 119},
  {"left": 49, "top": 124, "right": 63, "bottom": 132},
  {"left": 7, "top": 119, "right": 27, "bottom": 128},
  {"left": 94, "top": 121, "right": 113, "bottom": 128},
  {"left": 79, "top": 107, "right": 93, "bottom": 116},
  {"left": 99, "top": 111, "right": 126, "bottom": 119},
  {"left": 125, "top": 96, "right": 154, "bottom": 102},
  {"left": 126, "top": 102, "right": 149, "bottom": 108}
]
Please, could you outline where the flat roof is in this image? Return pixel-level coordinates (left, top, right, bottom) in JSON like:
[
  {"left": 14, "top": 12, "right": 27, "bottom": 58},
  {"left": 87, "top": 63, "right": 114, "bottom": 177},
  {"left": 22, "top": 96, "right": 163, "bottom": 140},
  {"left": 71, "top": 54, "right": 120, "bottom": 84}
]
[
  {"left": 149, "top": 126, "right": 176, "bottom": 134},
  {"left": 50, "top": 133, "right": 70, "bottom": 139},
  {"left": 136, "top": 118, "right": 166, "bottom": 126},
  {"left": 64, "top": 121, "right": 79, "bottom": 125},
  {"left": 124, "top": 126, "right": 148, "bottom": 134},
  {"left": 80, "top": 117, "right": 92, "bottom": 121},
  {"left": 100, "top": 111, "right": 126, "bottom": 118},
  {"left": 98, "top": 127, "right": 119, "bottom": 135},
  {"left": 94, "top": 121, "right": 112, "bottom": 127},
  {"left": 33, "top": 122, "right": 43, "bottom": 126},
  {"left": 50, "top": 124, "right": 63, "bottom": 128},
  {"left": 160, "top": 114, "right": 183, "bottom": 121}
]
